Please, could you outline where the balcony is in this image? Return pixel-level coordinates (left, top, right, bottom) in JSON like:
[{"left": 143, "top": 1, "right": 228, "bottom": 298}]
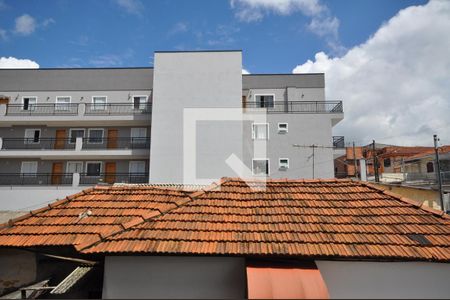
[
  {"left": 0, "top": 137, "right": 150, "bottom": 159},
  {"left": 5, "top": 104, "right": 79, "bottom": 116},
  {"left": 0, "top": 102, "right": 152, "bottom": 126},
  {"left": 243, "top": 101, "right": 343, "bottom": 114},
  {"left": 0, "top": 172, "right": 149, "bottom": 186},
  {"left": 332, "top": 136, "right": 345, "bottom": 149}
]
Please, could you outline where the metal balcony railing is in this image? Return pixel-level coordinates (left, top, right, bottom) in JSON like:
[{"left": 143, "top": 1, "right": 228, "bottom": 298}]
[
  {"left": 1, "top": 138, "right": 76, "bottom": 150},
  {"left": 6, "top": 104, "right": 79, "bottom": 116},
  {"left": 79, "top": 172, "right": 149, "bottom": 185},
  {"left": 332, "top": 136, "right": 345, "bottom": 149},
  {"left": 244, "top": 101, "right": 343, "bottom": 113},
  {"left": 81, "top": 137, "right": 150, "bottom": 150},
  {"left": 0, "top": 173, "right": 74, "bottom": 185},
  {"left": 84, "top": 103, "right": 152, "bottom": 115}
]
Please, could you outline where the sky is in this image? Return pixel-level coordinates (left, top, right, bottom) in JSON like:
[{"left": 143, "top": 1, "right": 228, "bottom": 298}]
[{"left": 0, "top": 0, "right": 449, "bottom": 147}]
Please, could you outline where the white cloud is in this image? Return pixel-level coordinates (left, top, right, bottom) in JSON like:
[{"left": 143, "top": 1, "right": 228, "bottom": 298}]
[
  {"left": 231, "top": 0, "right": 343, "bottom": 53},
  {"left": 0, "top": 57, "right": 39, "bottom": 68},
  {"left": 168, "top": 22, "right": 189, "bottom": 36},
  {"left": 14, "top": 14, "right": 36, "bottom": 35},
  {"left": 42, "top": 18, "right": 55, "bottom": 28},
  {"left": 242, "top": 68, "right": 250, "bottom": 74},
  {"left": 231, "top": 0, "right": 325, "bottom": 21},
  {"left": 293, "top": 1, "right": 450, "bottom": 146},
  {"left": 114, "top": 0, "right": 144, "bottom": 15},
  {"left": 0, "top": 28, "right": 7, "bottom": 40}
]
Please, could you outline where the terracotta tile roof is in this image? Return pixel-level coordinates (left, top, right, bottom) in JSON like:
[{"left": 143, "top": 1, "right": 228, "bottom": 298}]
[
  {"left": 1, "top": 178, "right": 449, "bottom": 262},
  {"left": 83, "top": 178, "right": 450, "bottom": 262},
  {"left": 405, "top": 145, "right": 450, "bottom": 161},
  {"left": 377, "top": 146, "right": 434, "bottom": 159},
  {"left": 0, "top": 186, "right": 191, "bottom": 249}
]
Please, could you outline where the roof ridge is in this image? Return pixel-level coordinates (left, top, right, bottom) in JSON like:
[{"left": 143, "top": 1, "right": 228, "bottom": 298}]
[
  {"left": 359, "top": 181, "right": 449, "bottom": 220},
  {"left": 0, "top": 187, "right": 95, "bottom": 230}
]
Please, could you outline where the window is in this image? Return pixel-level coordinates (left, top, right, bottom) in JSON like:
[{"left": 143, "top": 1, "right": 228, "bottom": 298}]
[
  {"left": 129, "top": 161, "right": 146, "bottom": 174},
  {"left": 86, "top": 162, "right": 102, "bottom": 176},
  {"left": 132, "top": 96, "right": 148, "bottom": 110},
  {"left": 55, "top": 96, "right": 71, "bottom": 111},
  {"left": 22, "top": 97, "right": 37, "bottom": 111},
  {"left": 66, "top": 161, "right": 83, "bottom": 174},
  {"left": 252, "top": 159, "right": 269, "bottom": 176},
  {"left": 92, "top": 96, "right": 107, "bottom": 110},
  {"left": 426, "top": 162, "right": 434, "bottom": 173},
  {"left": 88, "top": 129, "right": 104, "bottom": 144},
  {"left": 255, "top": 95, "right": 274, "bottom": 108},
  {"left": 24, "top": 129, "right": 41, "bottom": 144},
  {"left": 384, "top": 158, "right": 391, "bottom": 168},
  {"left": 252, "top": 123, "right": 269, "bottom": 140},
  {"left": 278, "top": 123, "right": 288, "bottom": 133},
  {"left": 69, "top": 129, "right": 85, "bottom": 144},
  {"left": 20, "top": 161, "right": 38, "bottom": 176},
  {"left": 131, "top": 128, "right": 147, "bottom": 144},
  {"left": 279, "top": 158, "right": 289, "bottom": 169}
]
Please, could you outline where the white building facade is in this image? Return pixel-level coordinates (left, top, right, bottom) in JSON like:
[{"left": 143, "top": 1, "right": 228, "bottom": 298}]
[{"left": 0, "top": 50, "right": 344, "bottom": 210}]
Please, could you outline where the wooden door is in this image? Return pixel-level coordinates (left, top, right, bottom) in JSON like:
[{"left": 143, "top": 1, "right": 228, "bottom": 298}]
[
  {"left": 105, "top": 162, "right": 116, "bottom": 184},
  {"left": 107, "top": 129, "right": 118, "bottom": 149},
  {"left": 54, "top": 129, "right": 66, "bottom": 149},
  {"left": 51, "top": 162, "right": 63, "bottom": 185}
]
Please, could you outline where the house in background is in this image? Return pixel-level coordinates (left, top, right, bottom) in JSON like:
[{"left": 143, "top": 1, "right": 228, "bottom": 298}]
[
  {"left": 0, "top": 178, "right": 449, "bottom": 299},
  {"left": 0, "top": 50, "right": 344, "bottom": 213}
]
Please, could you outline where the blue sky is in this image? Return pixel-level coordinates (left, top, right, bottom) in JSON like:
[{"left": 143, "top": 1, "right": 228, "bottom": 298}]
[{"left": 0, "top": 0, "right": 426, "bottom": 72}]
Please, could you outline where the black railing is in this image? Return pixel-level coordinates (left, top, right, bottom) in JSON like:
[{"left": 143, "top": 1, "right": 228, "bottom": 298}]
[
  {"left": 332, "top": 136, "right": 345, "bottom": 149},
  {"left": 81, "top": 137, "right": 150, "bottom": 150},
  {"left": 6, "top": 104, "right": 78, "bottom": 116},
  {"left": 1, "top": 138, "right": 76, "bottom": 150},
  {"left": 0, "top": 173, "right": 73, "bottom": 185},
  {"left": 244, "top": 101, "right": 343, "bottom": 113},
  {"left": 79, "top": 173, "right": 149, "bottom": 185},
  {"left": 85, "top": 103, "right": 152, "bottom": 115}
]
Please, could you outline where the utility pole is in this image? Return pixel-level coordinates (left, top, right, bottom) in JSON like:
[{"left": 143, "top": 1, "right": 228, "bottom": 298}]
[
  {"left": 312, "top": 144, "right": 315, "bottom": 179},
  {"left": 352, "top": 141, "right": 358, "bottom": 180},
  {"left": 373, "top": 140, "right": 379, "bottom": 183},
  {"left": 434, "top": 134, "right": 444, "bottom": 211}
]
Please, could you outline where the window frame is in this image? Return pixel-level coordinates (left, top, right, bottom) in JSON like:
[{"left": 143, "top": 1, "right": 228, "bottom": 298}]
[
  {"left": 252, "top": 123, "right": 269, "bottom": 140},
  {"left": 87, "top": 128, "right": 104, "bottom": 144},
  {"left": 254, "top": 94, "right": 275, "bottom": 108},
  {"left": 131, "top": 95, "right": 149, "bottom": 110},
  {"left": 20, "top": 161, "right": 38, "bottom": 176},
  {"left": 66, "top": 161, "right": 83, "bottom": 176},
  {"left": 85, "top": 161, "right": 103, "bottom": 177},
  {"left": 252, "top": 158, "right": 270, "bottom": 176},
  {"left": 91, "top": 96, "right": 108, "bottom": 111},
  {"left": 279, "top": 158, "right": 290, "bottom": 169},
  {"left": 129, "top": 161, "right": 146, "bottom": 174},
  {"left": 68, "top": 128, "right": 85, "bottom": 144},
  {"left": 130, "top": 128, "right": 148, "bottom": 144},
  {"left": 278, "top": 122, "right": 288, "bottom": 133},
  {"left": 55, "top": 96, "right": 72, "bottom": 111},
  {"left": 426, "top": 161, "right": 434, "bottom": 173},
  {"left": 21, "top": 96, "right": 37, "bottom": 111},
  {"left": 24, "top": 128, "right": 41, "bottom": 144}
]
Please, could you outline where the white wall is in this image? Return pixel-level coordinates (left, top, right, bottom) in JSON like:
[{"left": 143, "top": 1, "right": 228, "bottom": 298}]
[
  {"left": 316, "top": 260, "right": 450, "bottom": 299},
  {"left": 0, "top": 186, "right": 84, "bottom": 211},
  {"left": 150, "top": 51, "right": 243, "bottom": 184},
  {"left": 103, "top": 256, "right": 246, "bottom": 299}
]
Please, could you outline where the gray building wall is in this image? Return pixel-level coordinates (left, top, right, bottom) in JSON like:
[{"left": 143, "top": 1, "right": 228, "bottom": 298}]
[
  {"left": 316, "top": 260, "right": 450, "bottom": 299},
  {"left": 150, "top": 51, "right": 243, "bottom": 184},
  {"left": 0, "top": 68, "right": 153, "bottom": 91},
  {"left": 103, "top": 256, "right": 247, "bottom": 299}
]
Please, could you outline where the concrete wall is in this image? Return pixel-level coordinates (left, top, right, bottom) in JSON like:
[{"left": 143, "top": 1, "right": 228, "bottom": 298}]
[
  {"left": 150, "top": 51, "right": 243, "bottom": 184},
  {"left": 374, "top": 183, "right": 441, "bottom": 209},
  {"left": 0, "top": 249, "right": 36, "bottom": 295},
  {"left": 316, "top": 260, "right": 450, "bottom": 299},
  {"left": 103, "top": 256, "right": 247, "bottom": 299}
]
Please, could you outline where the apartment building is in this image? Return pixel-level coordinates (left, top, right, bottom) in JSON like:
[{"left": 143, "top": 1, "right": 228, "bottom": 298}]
[{"left": 0, "top": 50, "right": 344, "bottom": 210}]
